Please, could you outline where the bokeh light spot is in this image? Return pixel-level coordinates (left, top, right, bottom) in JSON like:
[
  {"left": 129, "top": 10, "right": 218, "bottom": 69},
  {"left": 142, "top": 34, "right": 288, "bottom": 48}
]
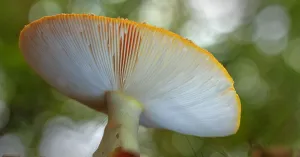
[
  {"left": 253, "top": 4, "right": 290, "bottom": 56},
  {"left": 28, "top": 0, "right": 62, "bottom": 22},
  {"left": 0, "top": 134, "right": 25, "bottom": 157}
]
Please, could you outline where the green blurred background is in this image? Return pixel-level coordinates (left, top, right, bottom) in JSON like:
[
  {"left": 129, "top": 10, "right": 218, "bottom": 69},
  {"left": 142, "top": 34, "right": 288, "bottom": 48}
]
[{"left": 1, "top": 0, "right": 300, "bottom": 156}]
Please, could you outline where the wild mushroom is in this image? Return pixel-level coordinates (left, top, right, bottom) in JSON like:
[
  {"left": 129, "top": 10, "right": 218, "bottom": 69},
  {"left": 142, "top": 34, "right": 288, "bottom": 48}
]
[{"left": 19, "top": 14, "right": 241, "bottom": 157}]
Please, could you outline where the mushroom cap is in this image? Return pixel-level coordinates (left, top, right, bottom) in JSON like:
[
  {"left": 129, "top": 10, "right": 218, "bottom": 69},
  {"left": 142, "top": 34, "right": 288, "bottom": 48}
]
[{"left": 19, "top": 14, "right": 241, "bottom": 137}]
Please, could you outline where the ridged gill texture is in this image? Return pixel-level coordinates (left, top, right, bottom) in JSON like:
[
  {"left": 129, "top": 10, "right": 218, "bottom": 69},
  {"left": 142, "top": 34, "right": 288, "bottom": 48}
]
[{"left": 19, "top": 14, "right": 241, "bottom": 137}]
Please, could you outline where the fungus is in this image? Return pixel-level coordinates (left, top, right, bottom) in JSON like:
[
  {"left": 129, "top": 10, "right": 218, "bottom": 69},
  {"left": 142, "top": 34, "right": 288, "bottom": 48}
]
[{"left": 19, "top": 14, "right": 241, "bottom": 157}]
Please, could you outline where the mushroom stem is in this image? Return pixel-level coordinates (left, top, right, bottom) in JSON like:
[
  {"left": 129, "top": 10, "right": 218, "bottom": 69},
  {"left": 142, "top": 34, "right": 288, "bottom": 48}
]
[{"left": 93, "top": 91, "right": 143, "bottom": 157}]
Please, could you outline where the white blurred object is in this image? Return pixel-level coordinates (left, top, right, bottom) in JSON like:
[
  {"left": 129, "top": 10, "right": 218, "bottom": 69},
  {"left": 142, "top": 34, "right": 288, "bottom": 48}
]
[
  {"left": 28, "top": 0, "right": 62, "bottom": 22},
  {"left": 39, "top": 116, "right": 107, "bottom": 157},
  {"left": 253, "top": 5, "right": 290, "bottom": 56},
  {"left": 0, "top": 134, "right": 26, "bottom": 157},
  {"left": 137, "top": 0, "right": 176, "bottom": 29},
  {"left": 0, "top": 100, "right": 9, "bottom": 130},
  {"left": 254, "top": 36, "right": 289, "bottom": 56},
  {"left": 187, "top": 0, "right": 252, "bottom": 34},
  {"left": 183, "top": 0, "right": 260, "bottom": 48},
  {"left": 68, "top": 0, "right": 104, "bottom": 15},
  {"left": 180, "top": 18, "right": 225, "bottom": 48}
]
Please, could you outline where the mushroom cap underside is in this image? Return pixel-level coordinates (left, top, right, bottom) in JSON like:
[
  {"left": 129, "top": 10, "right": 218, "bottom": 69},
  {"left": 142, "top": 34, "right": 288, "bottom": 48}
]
[{"left": 19, "top": 14, "right": 241, "bottom": 137}]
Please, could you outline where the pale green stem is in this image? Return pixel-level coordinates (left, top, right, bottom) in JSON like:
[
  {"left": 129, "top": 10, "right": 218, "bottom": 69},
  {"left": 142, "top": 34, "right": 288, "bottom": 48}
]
[{"left": 93, "top": 91, "right": 143, "bottom": 157}]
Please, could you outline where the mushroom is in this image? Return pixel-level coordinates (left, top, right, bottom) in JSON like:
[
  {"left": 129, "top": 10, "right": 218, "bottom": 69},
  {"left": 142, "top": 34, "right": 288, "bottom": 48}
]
[{"left": 19, "top": 14, "right": 241, "bottom": 157}]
